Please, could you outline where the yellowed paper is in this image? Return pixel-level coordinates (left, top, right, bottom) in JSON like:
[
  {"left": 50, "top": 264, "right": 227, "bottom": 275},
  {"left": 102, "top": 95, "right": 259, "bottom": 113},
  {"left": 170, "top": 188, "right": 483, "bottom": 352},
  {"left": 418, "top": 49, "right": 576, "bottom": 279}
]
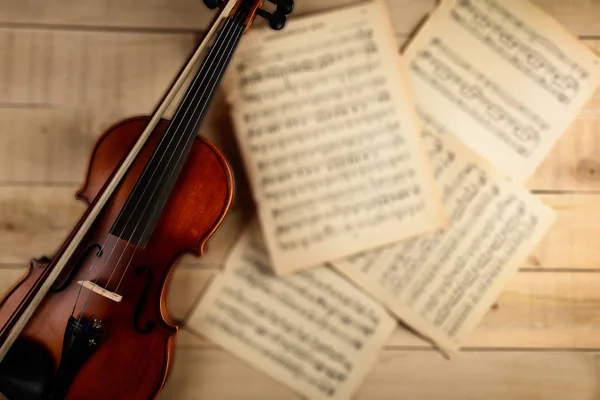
[
  {"left": 222, "top": 0, "right": 446, "bottom": 275},
  {"left": 186, "top": 221, "right": 396, "bottom": 400},
  {"left": 404, "top": 0, "right": 600, "bottom": 181},
  {"left": 332, "top": 127, "right": 556, "bottom": 354}
]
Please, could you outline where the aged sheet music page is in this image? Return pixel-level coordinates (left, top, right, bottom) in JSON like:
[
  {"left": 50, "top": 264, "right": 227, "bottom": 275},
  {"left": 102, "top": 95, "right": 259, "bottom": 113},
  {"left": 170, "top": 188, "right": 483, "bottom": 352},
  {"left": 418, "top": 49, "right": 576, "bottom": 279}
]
[
  {"left": 186, "top": 221, "right": 396, "bottom": 400},
  {"left": 221, "top": 0, "right": 446, "bottom": 275},
  {"left": 331, "top": 124, "right": 556, "bottom": 355},
  {"left": 404, "top": 0, "right": 600, "bottom": 181}
]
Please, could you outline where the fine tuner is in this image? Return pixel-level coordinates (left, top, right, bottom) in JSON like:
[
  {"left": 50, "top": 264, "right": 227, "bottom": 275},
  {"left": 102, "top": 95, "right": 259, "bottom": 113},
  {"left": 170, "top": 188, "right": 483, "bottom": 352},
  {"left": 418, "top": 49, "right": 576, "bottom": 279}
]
[{"left": 204, "top": 0, "right": 294, "bottom": 30}]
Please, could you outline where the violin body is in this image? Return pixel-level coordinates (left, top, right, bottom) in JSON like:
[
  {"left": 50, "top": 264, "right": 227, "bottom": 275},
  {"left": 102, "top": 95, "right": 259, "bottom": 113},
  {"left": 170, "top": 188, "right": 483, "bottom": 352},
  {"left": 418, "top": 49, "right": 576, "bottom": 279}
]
[
  {"left": 0, "top": 1, "right": 294, "bottom": 397},
  {"left": 0, "top": 116, "right": 233, "bottom": 399}
]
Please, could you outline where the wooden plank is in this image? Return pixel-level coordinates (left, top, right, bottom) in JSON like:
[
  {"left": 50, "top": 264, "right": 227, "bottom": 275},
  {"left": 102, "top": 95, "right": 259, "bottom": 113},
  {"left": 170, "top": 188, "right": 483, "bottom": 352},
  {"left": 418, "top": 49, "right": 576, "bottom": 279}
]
[
  {"left": 529, "top": 194, "right": 600, "bottom": 270},
  {"left": 0, "top": 108, "right": 108, "bottom": 184},
  {"left": 159, "top": 349, "right": 600, "bottom": 400},
  {"left": 0, "top": 28, "right": 195, "bottom": 184},
  {"left": 1, "top": 0, "right": 600, "bottom": 38},
  {"left": 0, "top": 186, "right": 250, "bottom": 267},
  {"left": 0, "top": 28, "right": 197, "bottom": 185},
  {"left": 2, "top": 266, "right": 600, "bottom": 350},
  {"left": 0, "top": 28, "right": 255, "bottom": 203},
  {"left": 468, "top": 271, "right": 600, "bottom": 349},
  {"left": 5, "top": 89, "right": 600, "bottom": 192},
  {"left": 528, "top": 40, "right": 600, "bottom": 191},
  {"left": 0, "top": 268, "right": 29, "bottom": 299},
  {"left": 0, "top": 28, "right": 194, "bottom": 108},
  {"left": 165, "top": 268, "right": 600, "bottom": 349},
  {"left": 0, "top": 0, "right": 436, "bottom": 36},
  {"left": 0, "top": 348, "right": 591, "bottom": 399},
  {"left": 0, "top": 27, "right": 598, "bottom": 193},
  {"left": 0, "top": 186, "right": 85, "bottom": 265},
  {"left": 168, "top": 269, "right": 600, "bottom": 350},
  {"left": 531, "top": 0, "right": 600, "bottom": 38},
  {"left": 1, "top": 187, "right": 597, "bottom": 270}
]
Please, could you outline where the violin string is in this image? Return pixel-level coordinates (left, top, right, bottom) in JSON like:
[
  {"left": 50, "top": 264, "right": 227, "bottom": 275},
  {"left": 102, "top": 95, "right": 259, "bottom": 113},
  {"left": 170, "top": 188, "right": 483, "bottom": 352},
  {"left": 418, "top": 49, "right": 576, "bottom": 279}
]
[
  {"left": 75, "top": 11, "right": 245, "bottom": 320},
  {"left": 113, "top": 18, "right": 246, "bottom": 295},
  {"left": 70, "top": 13, "right": 241, "bottom": 320},
  {"left": 107, "top": 12, "right": 245, "bottom": 289},
  {"left": 104, "top": 14, "right": 241, "bottom": 288},
  {"left": 96, "top": 15, "right": 245, "bottom": 322},
  {"left": 71, "top": 19, "right": 237, "bottom": 321}
]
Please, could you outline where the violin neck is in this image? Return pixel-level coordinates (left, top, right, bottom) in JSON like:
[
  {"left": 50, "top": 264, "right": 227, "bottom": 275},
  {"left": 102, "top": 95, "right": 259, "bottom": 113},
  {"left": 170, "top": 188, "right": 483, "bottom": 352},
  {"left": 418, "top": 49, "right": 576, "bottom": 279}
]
[{"left": 110, "top": 10, "right": 248, "bottom": 248}]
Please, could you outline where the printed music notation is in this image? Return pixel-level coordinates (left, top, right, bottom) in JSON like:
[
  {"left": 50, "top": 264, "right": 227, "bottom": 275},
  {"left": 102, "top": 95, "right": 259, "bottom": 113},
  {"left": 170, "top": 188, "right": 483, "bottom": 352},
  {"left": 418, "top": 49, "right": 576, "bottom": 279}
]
[
  {"left": 403, "top": 0, "right": 600, "bottom": 181},
  {"left": 450, "top": 0, "right": 587, "bottom": 105},
  {"left": 333, "top": 131, "right": 555, "bottom": 354},
  {"left": 419, "top": 109, "right": 450, "bottom": 137},
  {"left": 410, "top": 37, "right": 549, "bottom": 158},
  {"left": 231, "top": 265, "right": 377, "bottom": 348},
  {"left": 187, "top": 223, "right": 396, "bottom": 400},
  {"left": 223, "top": 0, "right": 444, "bottom": 274}
]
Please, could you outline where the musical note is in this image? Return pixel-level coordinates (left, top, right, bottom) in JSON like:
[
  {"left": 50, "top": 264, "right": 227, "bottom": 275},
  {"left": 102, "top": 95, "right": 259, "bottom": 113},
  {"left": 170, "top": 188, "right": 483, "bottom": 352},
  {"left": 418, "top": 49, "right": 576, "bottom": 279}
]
[
  {"left": 410, "top": 37, "right": 548, "bottom": 158},
  {"left": 450, "top": 0, "right": 588, "bottom": 104},
  {"left": 187, "top": 219, "right": 396, "bottom": 400},
  {"left": 222, "top": 0, "right": 444, "bottom": 274},
  {"left": 332, "top": 131, "right": 555, "bottom": 354},
  {"left": 403, "top": 0, "right": 600, "bottom": 181}
]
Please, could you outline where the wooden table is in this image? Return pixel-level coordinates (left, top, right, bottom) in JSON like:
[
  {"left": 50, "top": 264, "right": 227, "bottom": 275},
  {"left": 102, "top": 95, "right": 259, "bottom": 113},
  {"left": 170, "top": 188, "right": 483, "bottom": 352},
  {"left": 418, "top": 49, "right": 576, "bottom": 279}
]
[{"left": 1, "top": 1, "right": 600, "bottom": 399}]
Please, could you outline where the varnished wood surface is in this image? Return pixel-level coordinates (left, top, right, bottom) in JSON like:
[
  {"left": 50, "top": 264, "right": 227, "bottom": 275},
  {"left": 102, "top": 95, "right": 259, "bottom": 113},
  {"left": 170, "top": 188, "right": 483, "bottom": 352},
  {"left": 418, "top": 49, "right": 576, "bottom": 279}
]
[
  {"left": 1, "top": 1, "right": 600, "bottom": 399},
  {"left": 0, "top": 117, "right": 233, "bottom": 400}
]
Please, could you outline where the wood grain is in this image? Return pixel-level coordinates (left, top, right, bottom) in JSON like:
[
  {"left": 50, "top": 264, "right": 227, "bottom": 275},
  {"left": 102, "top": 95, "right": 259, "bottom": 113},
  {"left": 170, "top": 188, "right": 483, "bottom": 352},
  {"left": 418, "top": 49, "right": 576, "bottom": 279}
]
[
  {"left": 0, "top": 28, "right": 194, "bottom": 108},
  {"left": 158, "top": 349, "right": 600, "bottom": 400},
  {"left": 0, "top": 185, "right": 250, "bottom": 268},
  {"left": 2, "top": 0, "right": 600, "bottom": 38},
  {"left": 528, "top": 41, "right": 600, "bottom": 191},
  {"left": 1, "top": 29, "right": 599, "bottom": 194},
  {"left": 0, "top": 0, "right": 435, "bottom": 36},
  {"left": 529, "top": 194, "right": 600, "bottom": 270},
  {"left": 1, "top": 0, "right": 599, "bottom": 398},
  {"left": 3, "top": 266, "right": 600, "bottom": 350},
  {"left": 0, "top": 186, "right": 84, "bottom": 265},
  {"left": 1, "top": 186, "right": 597, "bottom": 270},
  {"left": 168, "top": 269, "right": 600, "bottom": 350}
]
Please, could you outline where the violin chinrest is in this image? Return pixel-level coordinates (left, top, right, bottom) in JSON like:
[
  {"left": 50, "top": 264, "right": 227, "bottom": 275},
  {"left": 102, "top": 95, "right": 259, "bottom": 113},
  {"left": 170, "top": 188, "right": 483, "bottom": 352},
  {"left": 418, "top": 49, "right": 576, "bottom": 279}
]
[{"left": 0, "top": 338, "right": 54, "bottom": 400}]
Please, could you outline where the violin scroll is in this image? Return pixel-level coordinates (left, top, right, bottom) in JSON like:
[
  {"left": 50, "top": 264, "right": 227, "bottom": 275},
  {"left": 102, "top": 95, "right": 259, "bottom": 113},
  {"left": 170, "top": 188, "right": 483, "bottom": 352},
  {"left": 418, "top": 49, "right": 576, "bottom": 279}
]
[
  {"left": 203, "top": 0, "right": 225, "bottom": 9},
  {"left": 267, "top": 0, "right": 294, "bottom": 15},
  {"left": 204, "top": 0, "right": 294, "bottom": 31},
  {"left": 256, "top": 7, "right": 287, "bottom": 30}
]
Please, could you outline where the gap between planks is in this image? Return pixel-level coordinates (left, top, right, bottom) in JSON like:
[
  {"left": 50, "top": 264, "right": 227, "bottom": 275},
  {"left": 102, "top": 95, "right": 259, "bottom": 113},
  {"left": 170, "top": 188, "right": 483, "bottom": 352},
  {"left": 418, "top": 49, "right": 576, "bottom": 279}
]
[
  {"left": 0, "top": 31, "right": 598, "bottom": 192},
  {"left": 0, "top": 187, "right": 597, "bottom": 270},
  {"left": 2, "top": 0, "right": 600, "bottom": 39},
  {"left": 158, "top": 348, "right": 600, "bottom": 400},
  {"left": 2, "top": 267, "right": 600, "bottom": 351}
]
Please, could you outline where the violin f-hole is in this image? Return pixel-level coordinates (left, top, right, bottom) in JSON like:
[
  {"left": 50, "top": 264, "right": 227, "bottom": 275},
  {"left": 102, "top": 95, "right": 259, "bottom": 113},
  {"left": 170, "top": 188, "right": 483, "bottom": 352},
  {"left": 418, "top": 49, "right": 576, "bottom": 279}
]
[
  {"left": 133, "top": 267, "right": 156, "bottom": 335},
  {"left": 50, "top": 244, "right": 103, "bottom": 293}
]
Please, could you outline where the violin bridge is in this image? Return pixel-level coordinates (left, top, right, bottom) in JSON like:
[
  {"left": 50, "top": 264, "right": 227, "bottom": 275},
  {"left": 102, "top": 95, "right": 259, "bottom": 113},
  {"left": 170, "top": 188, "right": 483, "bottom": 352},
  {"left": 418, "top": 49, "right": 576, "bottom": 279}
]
[{"left": 77, "top": 280, "right": 123, "bottom": 303}]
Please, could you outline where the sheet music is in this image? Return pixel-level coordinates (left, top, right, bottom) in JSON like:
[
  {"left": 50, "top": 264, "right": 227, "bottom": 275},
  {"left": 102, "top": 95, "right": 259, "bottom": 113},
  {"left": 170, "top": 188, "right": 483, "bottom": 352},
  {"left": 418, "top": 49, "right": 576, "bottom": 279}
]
[
  {"left": 222, "top": 0, "right": 446, "bottom": 274},
  {"left": 186, "top": 221, "right": 396, "bottom": 400},
  {"left": 332, "top": 128, "right": 556, "bottom": 354},
  {"left": 403, "top": 0, "right": 600, "bottom": 182}
]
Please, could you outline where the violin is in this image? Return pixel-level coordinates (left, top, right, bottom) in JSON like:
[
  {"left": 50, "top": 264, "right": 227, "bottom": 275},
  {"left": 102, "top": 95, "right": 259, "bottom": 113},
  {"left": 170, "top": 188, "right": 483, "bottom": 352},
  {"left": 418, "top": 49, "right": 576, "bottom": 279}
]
[{"left": 0, "top": 0, "right": 293, "bottom": 399}]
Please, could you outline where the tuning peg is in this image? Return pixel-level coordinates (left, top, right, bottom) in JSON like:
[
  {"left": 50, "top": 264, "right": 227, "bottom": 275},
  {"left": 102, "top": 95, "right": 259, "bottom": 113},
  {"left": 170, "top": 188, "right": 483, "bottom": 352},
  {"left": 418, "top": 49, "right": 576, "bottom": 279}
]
[
  {"left": 267, "top": 0, "right": 294, "bottom": 15},
  {"left": 257, "top": 9, "right": 287, "bottom": 30},
  {"left": 203, "top": 0, "right": 224, "bottom": 9}
]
